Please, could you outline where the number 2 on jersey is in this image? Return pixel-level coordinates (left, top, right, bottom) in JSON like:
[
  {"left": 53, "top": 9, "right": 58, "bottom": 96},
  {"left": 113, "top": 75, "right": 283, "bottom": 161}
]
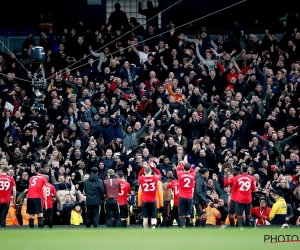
[
  {"left": 143, "top": 182, "right": 155, "bottom": 191},
  {"left": 239, "top": 180, "right": 250, "bottom": 191},
  {"left": 183, "top": 178, "right": 190, "bottom": 188}
]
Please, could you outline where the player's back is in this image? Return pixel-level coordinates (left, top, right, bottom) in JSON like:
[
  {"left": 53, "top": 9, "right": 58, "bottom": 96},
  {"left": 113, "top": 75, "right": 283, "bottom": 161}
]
[
  {"left": 0, "top": 174, "right": 15, "bottom": 204},
  {"left": 119, "top": 180, "right": 130, "bottom": 205},
  {"left": 236, "top": 174, "right": 255, "bottom": 203},
  {"left": 168, "top": 180, "right": 179, "bottom": 206},
  {"left": 139, "top": 175, "right": 159, "bottom": 202},
  {"left": 44, "top": 183, "right": 56, "bottom": 209},
  {"left": 104, "top": 178, "right": 120, "bottom": 200},
  {"left": 177, "top": 171, "right": 195, "bottom": 199},
  {"left": 28, "top": 175, "right": 46, "bottom": 199}
]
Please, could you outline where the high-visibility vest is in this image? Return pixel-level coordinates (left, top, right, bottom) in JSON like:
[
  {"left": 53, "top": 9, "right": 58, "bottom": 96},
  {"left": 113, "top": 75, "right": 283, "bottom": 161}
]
[
  {"left": 70, "top": 210, "right": 83, "bottom": 226},
  {"left": 205, "top": 206, "right": 221, "bottom": 226},
  {"left": 6, "top": 204, "right": 20, "bottom": 226},
  {"left": 21, "top": 205, "right": 38, "bottom": 225},
  {"left": 156, "top": 181, "right": 164, "bottom": 208}
]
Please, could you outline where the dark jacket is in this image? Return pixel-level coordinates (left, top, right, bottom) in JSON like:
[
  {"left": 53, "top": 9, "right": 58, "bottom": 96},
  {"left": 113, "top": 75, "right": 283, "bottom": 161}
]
[
  {"left": 100, "top": 157, "right": 115, "bottom": 170},
  {"left": 98, "top": 168, "right": 108, "bottom": 181},
  {"left": 193, "top": 173, "right": 212, "bottom": 205},
  {"left": 84, "top": 173, "right": 105, "bottom": 205},
  {"left": 213, "top": 179, "right": 230, "bottom": 206}
]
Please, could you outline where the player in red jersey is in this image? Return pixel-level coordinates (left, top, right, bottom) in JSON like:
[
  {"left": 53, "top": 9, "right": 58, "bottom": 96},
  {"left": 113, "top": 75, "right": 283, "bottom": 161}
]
[
  {"left": 167, "top": 178, "right": 180, "bottom": 226},
  {"left": 225, "top": 166, "right": 241, "bottom": 227},
  {"left": 176, "top": 156, "right": 196, "bottom": 227},
  {"left": 117, "top": 171, "right": 131, "bottom": 227},
  {"left": 0, "top": 165, "right": 16, "bottom": 229},
  {"left": 138, "top": 160, "right": 161, "bottom": 229},
  {"left": 234, "top": 165, "right": 256, "bottom": 229},
  {"left": 27, "top": 168, "right": 47, "bottom": 228},
  {"left": 42, "top": 175, "right": 60, "bottom": 228}
]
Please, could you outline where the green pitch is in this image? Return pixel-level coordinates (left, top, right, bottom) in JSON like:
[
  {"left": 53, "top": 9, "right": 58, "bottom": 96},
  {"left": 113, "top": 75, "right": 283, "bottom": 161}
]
[{"left": 1, "top": 228, "right": 300, "bottom": 250}]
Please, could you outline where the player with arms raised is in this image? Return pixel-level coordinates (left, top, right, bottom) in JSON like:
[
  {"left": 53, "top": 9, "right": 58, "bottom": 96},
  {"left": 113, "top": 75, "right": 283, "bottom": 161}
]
[
  {"left": 117, "top": 172, "right": 131, "bottom": 227},
  {"left": 138, "top": 159, "right": 161, "bottom": 229},
  {"left": 177, "top": 156, "right": 195, "bottom": 227},
  {"left": 27, "top": 168, "right": 47, "bottom": 228},
  {"left": 234, "top": 165, "right": 256, "bottom": 229},
  {"left": 0, "top": 165, "right": 16, "bottom": 229}
]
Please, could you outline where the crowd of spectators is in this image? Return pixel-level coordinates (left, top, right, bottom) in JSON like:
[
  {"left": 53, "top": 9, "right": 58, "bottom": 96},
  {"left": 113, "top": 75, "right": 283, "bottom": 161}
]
[{"left": 0, "top": 2, "right": 300, "bottom": 227}]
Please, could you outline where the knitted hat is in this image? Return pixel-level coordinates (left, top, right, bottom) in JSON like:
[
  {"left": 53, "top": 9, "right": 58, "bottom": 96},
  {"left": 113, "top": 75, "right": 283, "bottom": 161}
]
[{"left": 74, "top": 140, "right": 81, "bottom": 147}]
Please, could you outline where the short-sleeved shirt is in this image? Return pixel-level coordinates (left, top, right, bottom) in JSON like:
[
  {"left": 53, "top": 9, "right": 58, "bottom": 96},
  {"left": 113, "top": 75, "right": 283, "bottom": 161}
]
[
  {"left": 229, "top": 176, "right": 238, "bottom": 201},
  {"left": 118, "top": 180, "right": 130, "bottom": 205},
  {"left": 27, "top": 175, "right": 47, "bottom": 199},
  {"left": 42, "top": 183, "right": 57, "bottom": 209},
  {"left": 167, "top": 180, "right": 179, "bottom": 206},
  {"left": 177, "top": 171, "right": 195, "bottom": 199},
  {"left": 0, "top": 174, "right": 16, "bottom": 204},
  {"left": 235, "top": 174, "right": 256, "bottom": 204}
]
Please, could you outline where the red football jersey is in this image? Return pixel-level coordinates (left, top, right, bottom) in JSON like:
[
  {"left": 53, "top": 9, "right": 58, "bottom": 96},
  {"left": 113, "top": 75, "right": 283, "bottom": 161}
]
[
  {"left": 228, "top": 176, "right": 238, "bottom": 201},
  {"left": 176, "top": 164, "right": 195, "bottom": 199},
  {"left": 27, "top": 174, "right": 47, "bottom": 199},
  {"left": 138, "top": 167, "right": 161, "bottom": 202},
  {"left": 118, "top": 180, "right": 130, "bottom": 205},
  {"left": 167, "top": 180, "right": 179, "bottom": 206},
  {"left": 235, "top": 174, "right": 256, "bottom": 203},
  {"left": 0, "top": 174, "right": 16, "bottom": 204},
  {"left": 42, "top": 183, "right": 57, "bottom": 209},
  {"left": 251, "top": 206, "right": 271, "bottom": 225}
]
